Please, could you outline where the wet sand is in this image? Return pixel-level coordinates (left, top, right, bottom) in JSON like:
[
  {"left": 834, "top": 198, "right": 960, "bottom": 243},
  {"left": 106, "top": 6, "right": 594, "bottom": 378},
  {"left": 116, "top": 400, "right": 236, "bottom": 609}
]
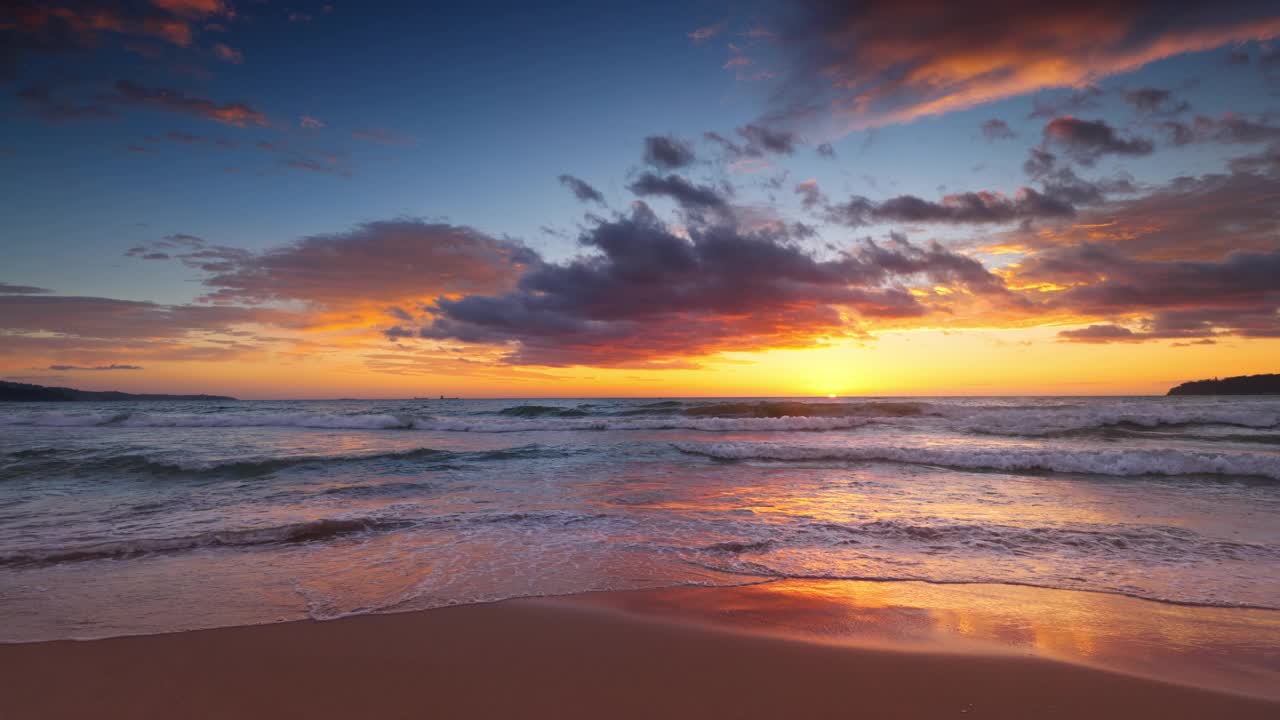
[{"left": 1, "top": 581, "right": 1276, "bottom": 719}]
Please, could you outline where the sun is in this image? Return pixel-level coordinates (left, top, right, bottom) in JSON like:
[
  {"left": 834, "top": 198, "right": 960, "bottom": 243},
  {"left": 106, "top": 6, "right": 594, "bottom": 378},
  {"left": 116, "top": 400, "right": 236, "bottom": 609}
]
[{"left": 826, "top": 393, "right": 838, "bottom": 399}]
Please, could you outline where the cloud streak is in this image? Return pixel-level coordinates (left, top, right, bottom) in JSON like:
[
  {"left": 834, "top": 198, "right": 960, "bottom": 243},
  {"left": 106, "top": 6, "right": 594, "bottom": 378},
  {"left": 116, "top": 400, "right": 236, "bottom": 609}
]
[
  {"left": 765, "top": 1, "right": 1280, "bottom": 132},
  {"left": 108, "top": 80, "right": 268, "bottom": 126}
]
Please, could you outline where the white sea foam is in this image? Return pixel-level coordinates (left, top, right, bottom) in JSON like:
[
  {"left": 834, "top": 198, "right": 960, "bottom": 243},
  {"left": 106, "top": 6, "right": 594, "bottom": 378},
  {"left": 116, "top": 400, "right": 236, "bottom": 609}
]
[{"left": 674, "top": 441, "right": 1280, "bottom": 479}]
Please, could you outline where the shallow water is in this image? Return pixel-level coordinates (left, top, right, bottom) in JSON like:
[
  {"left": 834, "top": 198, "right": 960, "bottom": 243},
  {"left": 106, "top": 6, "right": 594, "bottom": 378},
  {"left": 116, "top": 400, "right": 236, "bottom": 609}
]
[{"left": 1, "top": 396, "right": 1278, "bottom": 641}]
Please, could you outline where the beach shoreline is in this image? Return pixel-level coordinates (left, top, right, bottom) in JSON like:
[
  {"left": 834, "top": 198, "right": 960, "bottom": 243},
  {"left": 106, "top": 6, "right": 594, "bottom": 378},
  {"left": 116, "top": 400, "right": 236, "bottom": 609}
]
[{"left": 2, "top": 580, "right": 1276, "bottom": 720}]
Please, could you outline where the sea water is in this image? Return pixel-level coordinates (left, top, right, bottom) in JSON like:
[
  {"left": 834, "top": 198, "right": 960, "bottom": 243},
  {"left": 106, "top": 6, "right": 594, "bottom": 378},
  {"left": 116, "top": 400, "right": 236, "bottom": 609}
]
[{"left": 1, "top": 396, "right": 1277, "bottom": 641}]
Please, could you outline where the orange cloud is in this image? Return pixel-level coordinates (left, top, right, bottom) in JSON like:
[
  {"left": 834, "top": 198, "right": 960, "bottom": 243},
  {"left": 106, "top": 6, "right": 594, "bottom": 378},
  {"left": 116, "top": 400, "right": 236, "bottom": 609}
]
[{"left": 771, "top": 1, "right": 1280, "bottom": 132}]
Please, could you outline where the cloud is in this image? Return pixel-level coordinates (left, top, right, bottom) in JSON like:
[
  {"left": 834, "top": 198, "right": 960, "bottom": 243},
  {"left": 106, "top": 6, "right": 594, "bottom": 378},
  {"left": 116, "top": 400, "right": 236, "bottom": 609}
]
[
  {"left": 416, "top": 207, "right": 1007, "bottom": 366},
  {"left": 0, "top": 283, "right": 52, "bottom": 295},
  {"left": 1, "top": 0, "right": 232, "bottom": 68},
  {"left": 816, "top": 142, "right": 836, "bottom": 158},
  {"left": 1010, "top": 244, "right": 1280, "bottom": 341},
  {"left": 705, "top": 124, "right": 798, "bottom": 161},
  {"left": 557, "top": 174, "right": 605, "bottom": 204},
  {"left": 1122, "top": 87, "right": 1190, "bottom": 116},
  {"left": 1028, "top": 86, "right": 1105, "bottom": 119},
  {"left": 829, "top": 188, "right": 1075, "bottom": 227},
  {"left": 212, "top": 42, "right": 242, "bottom": 64},
  {"left": 184, "top": 220, "right": 533, "bottom": 309},
  {"left": 794, "top": 179, "right": 827, "bottom": 209},
  {"left": 0, "top": 294, "right": 273, "bottom": 341},
  {"left": 980, "top": 118, "right": 1016, "bottom": 141},
  {"left": 1043, "top": 116, "right": 1154, "bottom": 164},
  {"left": 1057, "top": 324, "right": 1143, "bottom": 343},
  {"left": 688, "top": 21, "right": 725, "bottom": 44},
  {"left": 987, "top": 168, "right": 1280, "bottom": 260},
  {"left": 627, "top": 172, "right": 729, "bottom": 211},
  {"left": 643, "top": 135, "right": 696, "bottom": 169},
  {"left": 48, "top": 364, "right": 143, "bottom": 371},
  {"left": 763, "top": 1, "right": 1280, "bottom": 132},
  {"left": 352, "top": 127, "right": 415, "bottom": 145},
  {"left": 108, "top": 80, "right": 268, "bottom": 126},
  {"left": 737, "top": 124, "right": 795, "bottom": 155},
  {"left": 1161, "top": 113, "right": 1280, "bottom": 146},
  {"left": 299, "top": 115, "right": 324, "bottom": 129}
]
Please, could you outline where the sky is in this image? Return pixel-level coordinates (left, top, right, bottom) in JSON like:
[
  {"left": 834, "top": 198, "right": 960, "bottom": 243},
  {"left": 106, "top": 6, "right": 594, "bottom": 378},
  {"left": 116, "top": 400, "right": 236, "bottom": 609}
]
[{"left": 1, "top": 0, "right": 1279, "bottom": 398}]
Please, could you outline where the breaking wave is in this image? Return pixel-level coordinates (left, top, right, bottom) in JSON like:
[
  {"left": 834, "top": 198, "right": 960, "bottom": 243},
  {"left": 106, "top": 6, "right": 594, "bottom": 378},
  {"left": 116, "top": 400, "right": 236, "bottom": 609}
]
[
  {"left": 0, "top": 410, "right": 871, "bottom": 433},
  {"left": 0, "top": 444, "right": 570, "bottom": 479},
  {"left": 0, "top": 517, "right": 414, "bottom": 568},
  {"left": 674, "top": 441, "right": 1280, "bottom": 480}
]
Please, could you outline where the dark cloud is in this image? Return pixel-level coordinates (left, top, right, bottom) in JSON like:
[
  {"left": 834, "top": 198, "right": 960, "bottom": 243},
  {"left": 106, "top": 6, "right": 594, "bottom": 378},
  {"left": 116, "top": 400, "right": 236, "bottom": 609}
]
[
  {"left": 627, "top": 172, "right": 728, "bottom": 211},
  {"left": 816, "top": 142, "right": 836, "bottom": 158},
  {"left": 0, "top": 283, "right": 52, "bottom": 295},
  {"left": 980, "top": 118, "right": 1016, "bottom": 141},
  {"left": 794, "top": 179, "right": 827, "bottom": 210},
  {"left": 760, "top": 2, "right": 1280, "bottom": 131},
  {"left": 828, "top": 188, "right": 1074, "bottom": 227},
  {"left": 107, "top": 80, "right": 268, "bottom": 127},
  {"left": 988, "top": 169, "right": 1280, "bottom": 260},
  {"left": 417, "top": 208, "right": 1007, "bottom": 365},
  {"left": 1043, "top": 116, "right": 1154, "bottom": 164},
  {"left": 1161, "top": 113, "right": 1280, "bottom": 146},
  {"left": 643, "top": 135, "right": 696, "bottom": 169},
  {"left": 1029, "top": 86, "right": 1106, "bottom": 119},
  {"left": 1122, "top": 87, "right": 1190, "bottom": 116},
  {"left": 1228, "top": 144, "right": 1280, "bottom": 174},
  {"left": 1013, "top": 245, "right": 1280, "bottom": 341},
  {"left": 737, "top": 124, "right": 795, "bottom": 155},
  {"left": 48, "top": 364, "right": 143, "bottom": 371},
  {"left": 557, "top": 174, "right": 605, "bottom": 204},
  {"left": 704, "top": 124, "right": 797, "bottom": 160},
  {"left": 1057, "top": 324, "right": 1143, "bottom": 343},
  {"left": 1022, "top": 149, "right": 1135, "bottom": 206}
]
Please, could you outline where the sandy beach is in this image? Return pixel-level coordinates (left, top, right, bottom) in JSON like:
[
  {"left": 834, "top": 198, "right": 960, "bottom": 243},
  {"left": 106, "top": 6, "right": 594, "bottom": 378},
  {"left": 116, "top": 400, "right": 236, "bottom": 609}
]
[{"left": 2, "top": 580, "right": 1276, "bottom": 720}]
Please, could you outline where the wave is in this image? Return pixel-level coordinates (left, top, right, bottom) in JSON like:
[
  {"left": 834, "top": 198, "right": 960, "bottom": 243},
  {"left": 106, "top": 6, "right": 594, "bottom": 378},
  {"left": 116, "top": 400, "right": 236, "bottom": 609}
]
[
  {"left": 945, "top": 405, "right": 1280, "bottom": 436},
  {"left": 699, "top": 518, "right": 1278, "bottom": 563},
  {"left": 0, "top": 509, "right": 615, "bottom": 568},
  {"left": 414, "top": 415, "right": 870, "bottom": 432},
  {"left": 684, "top": 400, "right": 930, "bottom": 418},
  {"left": 0, "top": 444, "right": 569, "bottom": 479},
  {"left": 0, "top": 410, "right": 418, "bottom": 430},
  {"left": 674, "top": 441, "right": 1280, "bottom": 479},
  {"left": 0, "top": 409, "right": 871, "bottom": 433},
  {"left": 496, "top": 404, "right": 592, "bottom": 418},
  {"left": 0, "top": 517, "right": 414, "bottom": 567}
]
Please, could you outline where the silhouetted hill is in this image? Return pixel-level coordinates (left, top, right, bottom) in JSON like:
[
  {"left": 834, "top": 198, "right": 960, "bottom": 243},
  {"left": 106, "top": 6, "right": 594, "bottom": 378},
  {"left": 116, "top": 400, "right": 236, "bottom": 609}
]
[
  {"left": 1167, "top": 374, "right": 1280, "bottom": 396},
  {"left": 0, "top": 381, "right": 236, "bottom": 402}
]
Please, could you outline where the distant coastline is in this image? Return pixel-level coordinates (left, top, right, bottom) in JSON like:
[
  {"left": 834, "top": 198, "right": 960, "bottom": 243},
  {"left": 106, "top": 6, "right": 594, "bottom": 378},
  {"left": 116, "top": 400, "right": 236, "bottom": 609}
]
[
  {"left": 1167, "top": 374, "right": 1280, "bottom": 396},
  {"left": 0, "top": 381, "right": 236, "bottom": 402}
]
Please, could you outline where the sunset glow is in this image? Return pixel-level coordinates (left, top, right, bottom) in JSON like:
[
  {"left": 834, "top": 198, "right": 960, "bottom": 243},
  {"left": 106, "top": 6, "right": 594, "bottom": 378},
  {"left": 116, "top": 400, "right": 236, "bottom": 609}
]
[{"left": 2, "top": 1, "right": 1279, "bottom": 398}]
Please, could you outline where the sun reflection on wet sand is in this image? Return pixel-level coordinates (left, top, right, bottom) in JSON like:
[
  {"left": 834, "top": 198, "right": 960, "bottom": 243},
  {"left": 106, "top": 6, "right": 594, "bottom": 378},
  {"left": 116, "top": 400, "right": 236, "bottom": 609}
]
[{"left": 556, "top": 579, "right": 1280, "bottom": 700}]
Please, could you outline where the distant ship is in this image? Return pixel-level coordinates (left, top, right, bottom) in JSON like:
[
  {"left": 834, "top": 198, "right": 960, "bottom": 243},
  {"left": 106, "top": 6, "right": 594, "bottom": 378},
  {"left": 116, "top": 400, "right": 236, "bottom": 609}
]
[{"left": 412, "top": 395, "right": 461, "bottom": 400}]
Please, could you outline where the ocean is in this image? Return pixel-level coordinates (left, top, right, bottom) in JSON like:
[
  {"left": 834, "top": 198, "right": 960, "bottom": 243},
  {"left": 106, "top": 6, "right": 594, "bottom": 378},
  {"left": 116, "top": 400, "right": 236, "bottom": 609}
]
[{"left": 1, "top": 396, "right": 1278, "bottom": 642}]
